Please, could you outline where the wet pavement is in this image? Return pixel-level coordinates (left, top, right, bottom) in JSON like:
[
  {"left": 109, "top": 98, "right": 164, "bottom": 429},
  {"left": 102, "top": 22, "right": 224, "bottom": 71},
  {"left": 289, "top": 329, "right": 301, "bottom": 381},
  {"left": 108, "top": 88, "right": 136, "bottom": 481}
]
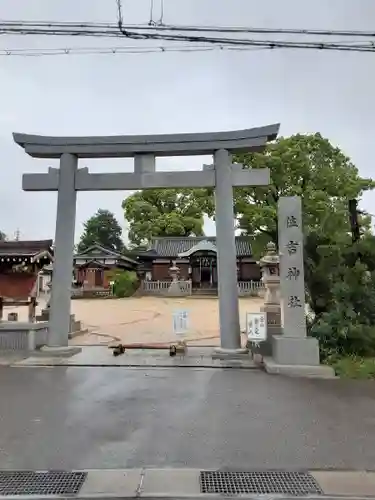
[
  {"left": 0, "top": 366, "right": 375, "bottom": 471},
  {"left": 13, "top": 346, "right": 257, "bottom": 368}
]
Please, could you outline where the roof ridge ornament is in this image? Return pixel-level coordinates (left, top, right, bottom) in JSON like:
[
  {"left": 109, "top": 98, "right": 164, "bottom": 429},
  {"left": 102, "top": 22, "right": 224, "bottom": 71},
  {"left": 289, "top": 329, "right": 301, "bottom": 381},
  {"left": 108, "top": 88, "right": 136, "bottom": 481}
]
[{"left": 178, "top": 239, "right": 217, "bottom": 258}]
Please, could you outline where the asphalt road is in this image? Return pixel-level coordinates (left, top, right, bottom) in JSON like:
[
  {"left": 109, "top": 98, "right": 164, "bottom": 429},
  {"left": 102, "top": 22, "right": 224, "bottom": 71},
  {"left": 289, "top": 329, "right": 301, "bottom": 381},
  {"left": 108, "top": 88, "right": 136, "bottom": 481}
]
[{"left": 0, "top": 366, "right": 375, "bottom": 470}]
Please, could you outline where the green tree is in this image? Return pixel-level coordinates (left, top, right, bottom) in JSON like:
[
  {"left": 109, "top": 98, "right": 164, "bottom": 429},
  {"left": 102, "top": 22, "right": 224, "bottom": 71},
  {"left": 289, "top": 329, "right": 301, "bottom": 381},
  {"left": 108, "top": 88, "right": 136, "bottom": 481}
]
[
  {"left": 77, "top": 209, "right": 125, "bottom": 253},
  {"left": 233, "top": 133, "right": 374, "bottom": 253},
  {"left": 231, "top": 133, "right": 375, "bottom": 359},
  {"left": 0, "top": 231, "right": 6, "bottom": 241},
  {"left": 122, "top": 189, "right": 209, "bottom": 246},
  {"left": 308, "top": 234, "right": 375, "bottom": 359},
  {"left": 113, "top": 270, "right": 139, "bottom": 298}
]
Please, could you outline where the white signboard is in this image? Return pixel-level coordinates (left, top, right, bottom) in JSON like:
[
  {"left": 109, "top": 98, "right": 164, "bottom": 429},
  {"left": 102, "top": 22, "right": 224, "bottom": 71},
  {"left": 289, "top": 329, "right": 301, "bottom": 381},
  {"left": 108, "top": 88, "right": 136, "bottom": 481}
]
[
  {"left": 172, "top": 310, "right": 189, "bottom": 337},
  {"left": 246, "top": 312, "right": 267, "bottom": 342}
]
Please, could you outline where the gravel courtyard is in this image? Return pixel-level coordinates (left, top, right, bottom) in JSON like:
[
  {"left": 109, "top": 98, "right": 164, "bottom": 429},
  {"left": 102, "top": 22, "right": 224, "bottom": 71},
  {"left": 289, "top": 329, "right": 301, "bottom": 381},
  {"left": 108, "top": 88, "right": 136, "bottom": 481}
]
[{"left": 69, "top": 296, "right": 263, "bottom": 346}]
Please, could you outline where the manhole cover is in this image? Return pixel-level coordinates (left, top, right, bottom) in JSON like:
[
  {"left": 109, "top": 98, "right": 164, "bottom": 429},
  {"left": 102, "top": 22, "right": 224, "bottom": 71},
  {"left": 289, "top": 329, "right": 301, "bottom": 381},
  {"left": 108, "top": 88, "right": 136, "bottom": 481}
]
[
  {"left": 0, "top": 471, "right": 87, "bottom": 496},
  {"left": 200, "top": 471, "right": 323, "bottom": 496}
]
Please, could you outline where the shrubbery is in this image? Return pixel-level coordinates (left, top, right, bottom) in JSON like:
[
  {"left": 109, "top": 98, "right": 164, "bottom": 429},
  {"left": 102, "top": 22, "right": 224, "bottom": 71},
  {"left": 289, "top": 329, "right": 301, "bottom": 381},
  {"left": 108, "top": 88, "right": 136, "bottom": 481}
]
[
  {"left": 112, "top": 271, "right": 139, "bottom": 298},
  {"left": 305, "top": 232, "right": 375, "bottom": 360}
]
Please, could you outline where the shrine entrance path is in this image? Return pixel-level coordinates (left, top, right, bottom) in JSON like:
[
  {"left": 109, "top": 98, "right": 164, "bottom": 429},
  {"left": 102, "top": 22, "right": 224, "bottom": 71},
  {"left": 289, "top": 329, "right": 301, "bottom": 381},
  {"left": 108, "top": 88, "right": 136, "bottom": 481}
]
[{"left": 68, "top": 296, "right": 264, "bottom": 347}]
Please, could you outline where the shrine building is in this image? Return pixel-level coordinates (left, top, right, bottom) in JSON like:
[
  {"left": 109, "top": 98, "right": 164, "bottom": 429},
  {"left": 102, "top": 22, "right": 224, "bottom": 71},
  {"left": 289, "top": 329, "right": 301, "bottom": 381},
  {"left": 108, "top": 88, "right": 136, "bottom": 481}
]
[
  {"left": 137, "top": 236, "right": 261, "bottom": 290},
  {"left": 0, "top": 240, "right": 54, "bottom": 300},
  {"left": 73, "top": 244, "right": 138, "bottom": 288}
]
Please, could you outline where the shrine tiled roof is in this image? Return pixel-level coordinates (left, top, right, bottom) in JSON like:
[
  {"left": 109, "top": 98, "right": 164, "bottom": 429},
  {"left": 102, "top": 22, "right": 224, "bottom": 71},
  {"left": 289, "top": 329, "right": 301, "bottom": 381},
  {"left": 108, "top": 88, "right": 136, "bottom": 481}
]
[
  {"left": 0, "top": 239, "right": 53, "bottom": 257},
  {"left": 150, "top": 236, "right": 252, "bottom": 258},
  {"left": 74, "top": 243, "right": 138, "bottom": 266}
]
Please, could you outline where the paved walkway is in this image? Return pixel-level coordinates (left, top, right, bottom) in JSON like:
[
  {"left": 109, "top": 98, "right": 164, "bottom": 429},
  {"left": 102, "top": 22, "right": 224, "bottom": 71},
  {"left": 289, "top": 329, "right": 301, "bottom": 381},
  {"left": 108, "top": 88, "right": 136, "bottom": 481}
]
[
  {"left": 1, "top": 364, "right": 375, "bottom": 471},
  {"left": 13, "top": 346, "right": 258, "bottom": 368}
]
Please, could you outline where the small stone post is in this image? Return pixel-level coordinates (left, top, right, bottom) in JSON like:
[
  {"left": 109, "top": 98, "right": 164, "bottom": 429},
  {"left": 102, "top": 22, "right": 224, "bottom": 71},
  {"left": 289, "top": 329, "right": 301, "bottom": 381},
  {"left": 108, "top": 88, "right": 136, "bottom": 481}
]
[
  {"left": 28, "top": 297, "right": 37, "bottom": 323},
  {"left": 258, "top": 242, "right": 282, "bottom": 357},
  {"left": 40, "top": 282, "right": 52, "bottom": 321}
]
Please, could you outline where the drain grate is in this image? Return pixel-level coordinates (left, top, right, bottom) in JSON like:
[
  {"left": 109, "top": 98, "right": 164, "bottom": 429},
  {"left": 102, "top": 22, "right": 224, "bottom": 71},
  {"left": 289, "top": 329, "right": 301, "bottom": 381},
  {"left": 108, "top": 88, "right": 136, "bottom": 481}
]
[
  {"left": 200, "top": 471, "right": 323, "bottom": 496},
  {"left": 0, "top": 471, "right": 87, "bottom": 496}
]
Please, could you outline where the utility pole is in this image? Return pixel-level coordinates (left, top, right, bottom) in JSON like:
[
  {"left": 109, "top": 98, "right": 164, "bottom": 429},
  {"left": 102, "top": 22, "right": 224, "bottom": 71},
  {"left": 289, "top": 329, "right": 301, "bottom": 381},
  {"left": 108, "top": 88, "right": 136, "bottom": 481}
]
[
  {"left": 14, "top": 228, "right": 20, "bottom": 241},
  {"left": 348, "top": 199, "right": 360, "bottom": 243}
]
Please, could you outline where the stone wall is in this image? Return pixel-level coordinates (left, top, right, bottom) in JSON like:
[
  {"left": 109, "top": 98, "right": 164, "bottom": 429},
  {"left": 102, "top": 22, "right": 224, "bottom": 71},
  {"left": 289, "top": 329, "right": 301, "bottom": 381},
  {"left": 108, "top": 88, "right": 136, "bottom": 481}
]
[{"left": 0, "top": 322, "right": 48, "bottom": 350}]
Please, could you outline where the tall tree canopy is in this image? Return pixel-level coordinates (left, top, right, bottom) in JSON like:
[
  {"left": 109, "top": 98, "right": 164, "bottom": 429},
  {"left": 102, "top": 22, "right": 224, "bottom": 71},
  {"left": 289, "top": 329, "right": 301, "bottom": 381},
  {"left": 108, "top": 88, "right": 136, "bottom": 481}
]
[
  {"left": 123, "top": 133, "right": 374, "bottom": 254},
  {"left": 232, "top": 133, "right": 374, "bottom": 254},
  {"left": 0, "top": 231, "right": 6, "bottom": 241},
  {"left": 122, "top": 189, "right": 208, "bottom": 246},
  {"left": 77, "top": 209, "right": 125, "bottom": 253}
]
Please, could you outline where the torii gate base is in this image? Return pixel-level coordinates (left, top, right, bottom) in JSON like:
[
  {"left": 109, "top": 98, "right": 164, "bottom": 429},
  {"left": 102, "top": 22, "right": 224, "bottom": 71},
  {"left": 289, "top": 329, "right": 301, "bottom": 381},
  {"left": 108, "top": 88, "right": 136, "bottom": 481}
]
[{"left": 14, "top": 125, "right": 279, "bottom": 357}]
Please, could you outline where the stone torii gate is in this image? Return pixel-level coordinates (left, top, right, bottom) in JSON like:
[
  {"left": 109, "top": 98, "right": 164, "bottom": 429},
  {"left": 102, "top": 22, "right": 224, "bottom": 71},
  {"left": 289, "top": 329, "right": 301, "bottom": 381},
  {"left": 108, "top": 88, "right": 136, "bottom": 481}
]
[{"left": 13, "top": 125, "right": 279, "bottom": 355}]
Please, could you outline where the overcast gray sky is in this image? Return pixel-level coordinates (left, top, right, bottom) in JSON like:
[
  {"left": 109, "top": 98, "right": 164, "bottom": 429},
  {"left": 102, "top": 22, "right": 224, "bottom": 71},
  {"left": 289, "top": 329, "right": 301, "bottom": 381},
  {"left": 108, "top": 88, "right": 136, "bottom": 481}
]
[{"left": 1, "top": 0, "right": 374, "bottom": 244}]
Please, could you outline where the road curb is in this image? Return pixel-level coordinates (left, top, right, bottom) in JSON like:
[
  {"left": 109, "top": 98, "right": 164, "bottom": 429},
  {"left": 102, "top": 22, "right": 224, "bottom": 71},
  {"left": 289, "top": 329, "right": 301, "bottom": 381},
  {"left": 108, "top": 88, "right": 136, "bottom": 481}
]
[
  {"left": 11, "top": 362, "right": 259, "bottom": 369},
  {"left": 2, "top": 469, "right": 375, "bottom": 499}
]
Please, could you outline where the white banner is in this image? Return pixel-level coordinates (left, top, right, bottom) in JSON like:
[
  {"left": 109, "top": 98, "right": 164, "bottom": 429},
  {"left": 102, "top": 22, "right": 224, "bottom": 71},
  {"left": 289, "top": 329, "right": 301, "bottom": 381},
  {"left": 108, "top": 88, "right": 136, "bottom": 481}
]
[
  {"left": 246, "top": 312, "right": 267, "bottom": 342},
  {"left": 172, "top": 310, "right": 189, "bottom": 337}
]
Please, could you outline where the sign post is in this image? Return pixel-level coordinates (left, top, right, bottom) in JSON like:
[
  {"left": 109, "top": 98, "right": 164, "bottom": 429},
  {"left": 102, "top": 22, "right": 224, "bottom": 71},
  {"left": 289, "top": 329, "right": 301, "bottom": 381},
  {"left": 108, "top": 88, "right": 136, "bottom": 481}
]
[
  {"left": 171, "top": 309, "right": 189, "bottom": 356},
  {"left": 172, "top": 310, "right": 189, "bottom": 337},
  {"left": 246, "top": 312, "right": 267, "bottom": 359}
]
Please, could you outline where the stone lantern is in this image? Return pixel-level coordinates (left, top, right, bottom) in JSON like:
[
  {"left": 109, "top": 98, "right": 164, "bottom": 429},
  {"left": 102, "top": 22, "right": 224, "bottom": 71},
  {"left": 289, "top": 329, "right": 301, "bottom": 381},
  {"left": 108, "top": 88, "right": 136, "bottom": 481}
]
[
  {"left": 260, "top": 242, "right": 280, "bottom": 306},
  {"left": 169, "top": 260, "right": 180, "bottom": 282},
  {"left": 258, "top": 241, "right": 282, "bottom": 357},
  {"left": 168, "top": 260, "right": 182, "bottom": 296}
]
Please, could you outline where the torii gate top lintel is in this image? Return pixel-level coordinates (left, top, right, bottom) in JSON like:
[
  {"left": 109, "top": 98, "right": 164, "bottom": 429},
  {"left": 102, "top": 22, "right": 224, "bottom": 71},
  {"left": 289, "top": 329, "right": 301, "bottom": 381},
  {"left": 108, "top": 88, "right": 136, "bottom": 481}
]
[{"left": 12, "top": 123, "right": 280, "bottom": 159}]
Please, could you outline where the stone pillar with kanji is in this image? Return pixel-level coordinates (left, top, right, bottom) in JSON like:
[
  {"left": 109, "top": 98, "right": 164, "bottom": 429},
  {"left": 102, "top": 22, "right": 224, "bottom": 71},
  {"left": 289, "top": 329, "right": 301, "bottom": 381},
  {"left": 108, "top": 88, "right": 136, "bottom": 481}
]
[{"left": 273, "top": 196, "right": 320, "bottom": 366}]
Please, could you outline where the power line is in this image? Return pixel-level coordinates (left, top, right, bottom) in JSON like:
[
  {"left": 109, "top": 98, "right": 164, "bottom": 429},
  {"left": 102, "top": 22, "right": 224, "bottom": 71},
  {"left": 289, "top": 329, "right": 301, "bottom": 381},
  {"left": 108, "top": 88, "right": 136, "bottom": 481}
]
[
  {"left": 0, "top": 45, "right": 272, "bottom": 57},
  {"left": 116, "top": 1, "right": 122, "bottom": 26},
  {"left": 1, "top": 19, "right": 374, "bottom": 53},
  {"left": 115, "top": 0, "right": 131, "bottom": 37},
  {"left": 149, "top": 0, "right": 155, "bottom": 26},
  {"left": 146, "top": 23, "right": 375, "bottom": 38},
  {"left": 1, "top": 42, "right": 374, "bottom": 57},
  {"left": 159, "top": 0, "right": 165, "bottom": 25},
  {"left": 116, "top": 0, "right": 123, "bottom": 28},
  {"left": 0, "top": 30, "right": 374, "bottom": 52},
  {"left": 1, "top": 20, "right": 375, "bottom": 38}
]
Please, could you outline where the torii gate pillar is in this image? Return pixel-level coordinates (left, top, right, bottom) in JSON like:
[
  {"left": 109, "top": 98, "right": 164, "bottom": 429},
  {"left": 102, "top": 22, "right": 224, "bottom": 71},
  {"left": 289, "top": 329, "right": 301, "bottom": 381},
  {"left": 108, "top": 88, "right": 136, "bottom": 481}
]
[
  {"left": 13, "top": 125, "right": 280, "bottom": 353},
  {"left": 49, "top": 153, "right": 78, "bottom": 347},
  {"left": 214, "top": 149, "right": 242, "bottom": 351}
]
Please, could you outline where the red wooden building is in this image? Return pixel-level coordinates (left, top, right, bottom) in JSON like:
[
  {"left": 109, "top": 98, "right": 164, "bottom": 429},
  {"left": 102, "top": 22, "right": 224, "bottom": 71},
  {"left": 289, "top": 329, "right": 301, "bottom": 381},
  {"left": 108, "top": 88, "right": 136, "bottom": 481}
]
[
  {"left": 73, "top": 244, "right": 138, "bottom": 289},
  {"left": 0, "top": 240, "right": 54, "bottom": 300}
]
